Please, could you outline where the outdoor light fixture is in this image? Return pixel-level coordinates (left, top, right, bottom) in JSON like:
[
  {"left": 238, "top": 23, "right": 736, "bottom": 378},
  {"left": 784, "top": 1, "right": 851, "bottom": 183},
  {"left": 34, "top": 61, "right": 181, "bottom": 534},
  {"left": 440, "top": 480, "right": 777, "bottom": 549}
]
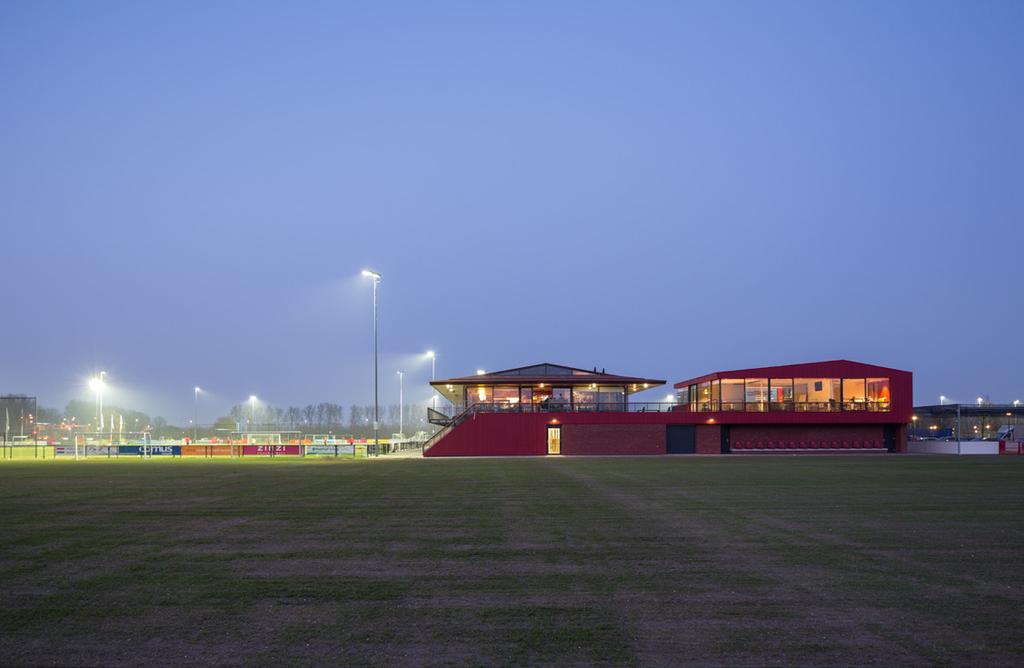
[
  {"left": 939, "top": 395, "right": 946, "bottom": 405},
  {"left": 477, "top": 369, "right": 485, "bottom": 375},
  {"left": 193, "top": 387, "right": 202, "bottom": 442},
  {"left": 89, "top": 371, "right": 107, "bottom": 435},
  {"left": 362, "top": 269, "right": 382, "bottom": 456},
  {"left": 426, "top": 351, "right": 437, "bottom": 409},
  {"left": 397, "top": 371, "right": 404, "bottom": 437}
]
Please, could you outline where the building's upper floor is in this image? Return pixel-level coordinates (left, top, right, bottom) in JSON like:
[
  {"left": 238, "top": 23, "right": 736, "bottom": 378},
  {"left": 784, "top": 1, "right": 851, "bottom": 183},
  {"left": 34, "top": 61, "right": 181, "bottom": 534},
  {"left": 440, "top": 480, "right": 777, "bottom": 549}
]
[
  {"left": 674, "top": 360, "right": 912, "bottom": 419},
  {"left": 430, "top": 363, "right": 666, "bottom": 413}
]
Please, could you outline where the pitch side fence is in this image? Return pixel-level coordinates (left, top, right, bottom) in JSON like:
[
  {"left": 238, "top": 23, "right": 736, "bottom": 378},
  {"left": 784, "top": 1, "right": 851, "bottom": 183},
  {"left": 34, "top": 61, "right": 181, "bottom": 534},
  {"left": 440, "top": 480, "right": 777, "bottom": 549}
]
[{"left": 0, "top": 441, "right": 428, "bottom": 460}]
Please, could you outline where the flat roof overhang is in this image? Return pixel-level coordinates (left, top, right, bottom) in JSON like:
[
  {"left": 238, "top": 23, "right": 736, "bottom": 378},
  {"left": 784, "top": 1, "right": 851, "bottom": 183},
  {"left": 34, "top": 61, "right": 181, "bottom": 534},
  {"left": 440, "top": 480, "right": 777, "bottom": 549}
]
[{"left": 431, "top": 371, "right": 666, "bottom": 405}]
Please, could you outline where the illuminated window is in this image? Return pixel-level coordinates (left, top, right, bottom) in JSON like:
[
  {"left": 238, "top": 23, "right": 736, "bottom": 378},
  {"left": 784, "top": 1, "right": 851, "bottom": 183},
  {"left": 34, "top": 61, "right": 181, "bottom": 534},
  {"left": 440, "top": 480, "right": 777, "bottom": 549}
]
[
  {"left": 794, "top": 378, "right": 840, "bottom": 409},
  {"left": 572, "top": 387, "right": 598, "bottom": 411},
  {"left": 493, "top": 387, "right": 519, "bottom": 407},
  {"left": 843, "top": 379, "right": 866, "bottom": 410},
  {"left": 867, "top": 378, "right": 890, "bottom": 410},
  {"left": 466, "top": 386, "right": 492, "bottom": 406},
  {"left": 698, "top": 381, "right": 712, "bottom": 410},
  {"left": 721, "top": 379, "right": 744, "bottom": 411},
  {"left": 769, "top": 379, "right": 793, "bottom": 409},
  {"left": 597, "top": 386, "right": 625, "bottom": 410},
  {"left": 745, "top": 379, "right": 768, "bottom": 411},
  {"left": 550, "top": 388, "right": 571, "bottom": 411}
]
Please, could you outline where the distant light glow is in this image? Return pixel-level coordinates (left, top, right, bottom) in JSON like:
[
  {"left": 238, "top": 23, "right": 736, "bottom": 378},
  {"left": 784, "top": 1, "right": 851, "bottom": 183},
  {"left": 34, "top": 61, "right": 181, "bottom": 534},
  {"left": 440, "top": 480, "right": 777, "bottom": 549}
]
[
  {"left": 476, "top": 369, "right": 485, "bottom": 375},
  {"left": 426, "top": 350, "right": 435, "bottom": 359},
  {"left": 361, "top": 269, "right": 381, "bottom": 279}
]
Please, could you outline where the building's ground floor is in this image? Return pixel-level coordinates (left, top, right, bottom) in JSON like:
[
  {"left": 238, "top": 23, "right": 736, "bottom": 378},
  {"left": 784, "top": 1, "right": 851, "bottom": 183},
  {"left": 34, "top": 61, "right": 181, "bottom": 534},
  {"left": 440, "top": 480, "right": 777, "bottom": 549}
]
[{"left": 423, "top": 412, "right": 907, "bottom": 457}]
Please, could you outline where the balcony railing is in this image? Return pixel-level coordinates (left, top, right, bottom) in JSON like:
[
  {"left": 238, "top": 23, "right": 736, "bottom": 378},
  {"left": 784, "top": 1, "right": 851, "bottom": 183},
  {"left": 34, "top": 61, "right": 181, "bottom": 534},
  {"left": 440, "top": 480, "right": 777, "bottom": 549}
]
[
  {"left": 687, "top": 400, "right": 891, "bottom": 413},
  {"left": 429, "top": 402, "right": 679, "bottom": 419}
]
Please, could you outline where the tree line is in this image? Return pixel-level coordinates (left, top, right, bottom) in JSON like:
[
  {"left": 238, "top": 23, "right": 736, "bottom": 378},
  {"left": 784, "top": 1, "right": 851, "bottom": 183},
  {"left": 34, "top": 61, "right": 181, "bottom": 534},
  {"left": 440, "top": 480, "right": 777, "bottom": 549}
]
[{"left": 224, "top": 402, "right": 431, "bottom": 436}]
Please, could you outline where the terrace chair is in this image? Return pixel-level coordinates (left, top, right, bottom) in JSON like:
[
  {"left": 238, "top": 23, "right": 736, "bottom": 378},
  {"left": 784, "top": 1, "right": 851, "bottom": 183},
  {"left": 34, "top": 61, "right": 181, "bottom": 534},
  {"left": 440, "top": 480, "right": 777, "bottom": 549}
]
[{"left": 755, "top": 441, "right": 765, "bottom": 450}]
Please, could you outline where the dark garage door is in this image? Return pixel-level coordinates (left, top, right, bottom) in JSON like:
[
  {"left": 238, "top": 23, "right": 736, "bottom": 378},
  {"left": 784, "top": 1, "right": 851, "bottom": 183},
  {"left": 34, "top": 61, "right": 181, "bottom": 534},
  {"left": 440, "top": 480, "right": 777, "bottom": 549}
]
[{"left": 666, "top": 425, "right": 696, "bottom": 454}]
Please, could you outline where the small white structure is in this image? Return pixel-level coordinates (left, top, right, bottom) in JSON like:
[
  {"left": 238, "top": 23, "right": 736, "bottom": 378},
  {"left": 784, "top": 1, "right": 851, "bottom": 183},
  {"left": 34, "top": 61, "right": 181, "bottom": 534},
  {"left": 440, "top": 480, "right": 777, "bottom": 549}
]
[{"left": 908, "top": 440, "right": 1000, "bottom": 455}]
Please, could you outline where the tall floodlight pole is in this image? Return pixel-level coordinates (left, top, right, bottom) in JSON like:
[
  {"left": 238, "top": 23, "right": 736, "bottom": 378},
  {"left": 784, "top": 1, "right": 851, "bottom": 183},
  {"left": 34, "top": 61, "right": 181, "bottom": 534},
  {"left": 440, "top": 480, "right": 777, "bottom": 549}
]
[
  {"left": 426, "top": 350, "right": 437, "bottom": 410},
  {"left": 362, "top": 270, "right": 382, "bottom": 456},
  {"left": 89, "top": 372, "right": 107, "bottom": 438},
  {"left": 397, "top": 371, "right": 404, "bottom": 438},
  {"left": 193, "top": 387, "right": 201, "bottom": 441},
  {"left": 249, "top": 395, "right": 257, "bottom": 434}
]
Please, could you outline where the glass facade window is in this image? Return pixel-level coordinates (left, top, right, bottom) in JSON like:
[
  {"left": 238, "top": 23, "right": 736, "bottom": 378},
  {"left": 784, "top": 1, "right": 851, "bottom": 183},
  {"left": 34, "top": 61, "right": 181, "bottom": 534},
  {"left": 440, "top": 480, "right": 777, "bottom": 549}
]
[
  {"left": 769, "top": 379, "right": 793, "bottom": 410},
  {"left": 710, "top": 380, "right": 721, "bottom": 407},
  {"left": 493, "top": 387, "right": 519, "bottom": 407},
  {"left": 721, "top": 379, "right": 744, "bottom": 411},
  {"left": 697, "top": 381, "right": 714, "bottom": 410},
  {"left": 866, "top": 378, "right": 890, "bottom": 410},
  {"left": 466, "top": 386, "right": 492, "bottom": 406},
  {"left": 793, "top": 378, "right": 841, "bottom": 410},
  {"left": 843, "top": 378, "right": 866, "bottom": 410},
  {"left": 520, "top": 387, "right": 533, "bottom": 406},
  {"left": 573, "top": 386, "right": 598, "bottom": 411},
  {"left": 598, "top": 386, "right": 626, "bottom": 410},
  {"left": 745, "top": 379, "right": 768, "bottom": 411},
  {"left": 550, "top": 387, "right": 571, "bottom": 411},
  {"left": 677, "top": 386, "right": 690, "bottom": 404},
  {"left": 532, "top": 386, "right": 551, "bottom": 405}
]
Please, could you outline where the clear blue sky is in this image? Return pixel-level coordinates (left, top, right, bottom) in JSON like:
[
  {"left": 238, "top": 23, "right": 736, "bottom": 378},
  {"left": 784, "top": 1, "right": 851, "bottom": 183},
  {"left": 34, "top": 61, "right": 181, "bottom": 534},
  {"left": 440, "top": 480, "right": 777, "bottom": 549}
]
[{"left": 2, "top": 0, "right": 1022, "bottom": 421}]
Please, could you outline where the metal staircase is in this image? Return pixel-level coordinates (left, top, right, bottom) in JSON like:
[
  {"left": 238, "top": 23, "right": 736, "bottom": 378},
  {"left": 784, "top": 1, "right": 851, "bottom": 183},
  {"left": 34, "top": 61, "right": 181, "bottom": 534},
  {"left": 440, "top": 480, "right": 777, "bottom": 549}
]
[{"left": 422, "top": 404, "right": 477, "bottom": 454}]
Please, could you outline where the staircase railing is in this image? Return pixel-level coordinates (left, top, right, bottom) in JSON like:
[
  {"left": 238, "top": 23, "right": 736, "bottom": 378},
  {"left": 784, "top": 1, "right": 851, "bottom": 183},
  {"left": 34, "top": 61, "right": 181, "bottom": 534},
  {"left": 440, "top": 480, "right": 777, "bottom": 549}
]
[{"left": 422, "top": 403, "right": 479, "bottom": 454}]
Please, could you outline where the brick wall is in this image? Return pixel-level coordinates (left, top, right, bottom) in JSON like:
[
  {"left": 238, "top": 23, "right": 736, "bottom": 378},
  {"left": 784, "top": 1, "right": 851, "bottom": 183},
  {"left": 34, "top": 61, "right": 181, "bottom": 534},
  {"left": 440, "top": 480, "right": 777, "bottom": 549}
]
[
  {"left": 696, "top": 425, "right": 721, "bottom": 454},
  {"left": 560, "top": 423, "right": 665, "bottom": 455}
]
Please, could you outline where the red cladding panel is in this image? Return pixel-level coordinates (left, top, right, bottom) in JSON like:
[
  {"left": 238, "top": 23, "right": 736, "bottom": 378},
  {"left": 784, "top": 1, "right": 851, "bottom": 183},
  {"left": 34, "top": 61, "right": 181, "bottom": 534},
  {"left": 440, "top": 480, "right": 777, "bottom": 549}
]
[{"left": 423, "top": 413, "right": 546, "bottom": 457}]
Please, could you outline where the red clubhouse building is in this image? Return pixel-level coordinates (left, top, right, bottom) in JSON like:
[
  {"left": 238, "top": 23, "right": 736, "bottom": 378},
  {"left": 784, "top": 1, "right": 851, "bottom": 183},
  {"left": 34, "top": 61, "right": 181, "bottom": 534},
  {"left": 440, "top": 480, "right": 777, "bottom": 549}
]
[{"left": 423, "top": 361, "right": 911, "bottom": 457}]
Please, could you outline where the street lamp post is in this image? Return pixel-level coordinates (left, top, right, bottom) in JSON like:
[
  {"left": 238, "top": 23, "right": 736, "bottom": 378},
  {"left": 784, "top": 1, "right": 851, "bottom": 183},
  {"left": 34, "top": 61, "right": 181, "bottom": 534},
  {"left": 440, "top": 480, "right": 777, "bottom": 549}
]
[
  {"left": 362, "top": 270, "right": 382, "bottom": 456},
  {"left": 193, "top": 387, "right": 201, "bottom": 442},
  {"left": 397, "top": 371, "right": 404, "bottom": 439}
]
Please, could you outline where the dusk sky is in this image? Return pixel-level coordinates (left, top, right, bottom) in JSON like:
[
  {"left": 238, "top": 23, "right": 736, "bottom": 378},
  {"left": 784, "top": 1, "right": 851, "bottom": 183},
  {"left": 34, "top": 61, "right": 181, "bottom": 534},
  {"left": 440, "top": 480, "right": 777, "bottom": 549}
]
[{"left": 2, "top": 1, "right": 1022, "bottom": 422}]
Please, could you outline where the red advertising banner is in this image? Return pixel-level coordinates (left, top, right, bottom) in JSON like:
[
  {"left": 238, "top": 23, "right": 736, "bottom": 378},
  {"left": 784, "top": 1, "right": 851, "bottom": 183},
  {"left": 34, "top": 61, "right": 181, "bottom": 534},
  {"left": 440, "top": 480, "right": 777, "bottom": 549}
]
[
  {"left": 242, "top": 445, "right": 302, "bottom": 456},
  {"left": 182, "top": 445, "right": 237, "bottom": 456}
]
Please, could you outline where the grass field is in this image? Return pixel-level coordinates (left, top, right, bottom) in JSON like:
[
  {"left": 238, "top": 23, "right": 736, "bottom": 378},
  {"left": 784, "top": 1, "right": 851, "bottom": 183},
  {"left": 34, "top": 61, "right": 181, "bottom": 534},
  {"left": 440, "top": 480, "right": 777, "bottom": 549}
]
[{"left": 1, "top": 456, "right": 1022, "bottom": 666}]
